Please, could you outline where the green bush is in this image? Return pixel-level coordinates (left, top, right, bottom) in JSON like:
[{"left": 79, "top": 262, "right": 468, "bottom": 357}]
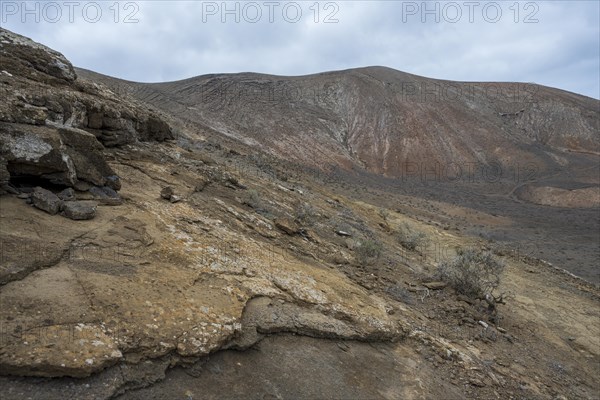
[
  {"left": 396, "top": 223, "right": 429, "bottom": 251},
  {"left": 355, "top": 239, "right": 383, "bottom": 265},
  {"left": 436, "top": 248, "right": 505, "bottom": 300}
]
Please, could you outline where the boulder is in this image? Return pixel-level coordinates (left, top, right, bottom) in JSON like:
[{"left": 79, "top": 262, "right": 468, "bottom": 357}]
[
  {"left": 61, "top": 201, "right": 97, "bottom": 220},
  {"left": 57, "top": 127, "right": 116, "bottom": 186},
  {"left": 32, "top": 187, "right": 62, "bottom": 215},
  {"left": 140, "top": 115, "right": 173, "bottom": 142}
]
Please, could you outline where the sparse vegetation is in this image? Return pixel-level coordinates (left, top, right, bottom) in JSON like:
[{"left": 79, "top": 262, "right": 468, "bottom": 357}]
[
  {"left": 355, "top": 239, "right": 383, "bottom": 265},
  {"left": 436, "top": 248, "right": 505, "bottom": 303},
  {"left": 243, "top": 189, "right": 276, "bottom": 218},
  {"left": 385, "top": 284, "right": 414, "bottom": 305},
  {"left": 378, "top": 208, "right": 392, "bottom": 231},
  {"left": 294, "top": 203, "right": 317, "bottom": 226},
  {"left": 244, "top": 189, "right": 262, "bottom": 210},
  {"left": 378, "top": 208, "right": 390, "bottom": 223},
  {"left": 396, "top": 222, "right": 429, "bottom": 251}
]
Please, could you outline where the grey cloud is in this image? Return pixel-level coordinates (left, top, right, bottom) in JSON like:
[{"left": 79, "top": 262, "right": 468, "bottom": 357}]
[{"left": 2, "top": 0, "right": 598, "bottom": 98}]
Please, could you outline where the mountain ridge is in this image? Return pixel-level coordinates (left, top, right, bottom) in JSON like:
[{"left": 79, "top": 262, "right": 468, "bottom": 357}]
[
  {"left": 76, "top": 65, "right": 599, "bottom": 181},
  {"left": 77, "top": 65, "right": 600, "bottom": 101}
]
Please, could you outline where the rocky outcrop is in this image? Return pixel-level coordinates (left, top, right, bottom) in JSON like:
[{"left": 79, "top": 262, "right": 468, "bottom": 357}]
[
  {"left": 0, "top": 124, "right": 116, "bottom": 188},
  {"left": 0, "top": 28, "right": 174, "bottom": 194},
  {"left": 0, "top": 28, "right": 76, "bottom": 84},
  {"left": 81, "top": 101, "right": 173, "bottom": 147}
]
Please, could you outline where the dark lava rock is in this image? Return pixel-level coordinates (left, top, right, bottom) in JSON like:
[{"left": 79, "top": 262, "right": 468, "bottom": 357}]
[
  {"left": 61, "top": 201, "right": 96, "bottom": 220},
  {"left": 32, "top": 187, "right": 62, "bottom": 215},
  {"left": 58, "top": 188, "right": 76, "bottom": 201}
]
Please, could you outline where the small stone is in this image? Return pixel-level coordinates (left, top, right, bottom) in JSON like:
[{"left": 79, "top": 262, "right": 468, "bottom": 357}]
[
  {"left": 58, "top": 188, "right": 76, "bottom": 201},
  {"left": 495, "top": 358, "right": 510, "bottom": 367},
  {"left": 169, "top": 195, "right": 182, "bottom": 203},
  {"left": 336, "top": 230, "right": 352, "bottom": 237},
  {"left": 32, "top": 187, "right": 62, "bottom": 215},
  {"left": 74, "top": 180, "right": 92, "bottom": 192},
  {"left": 100, "top": 186, "right": 119, "bottom": 198},
  {"left": 469, "top": 378, "right": 486, "bottom": 387},
  {"left": 161, "top": 186, "right": 174, "bottom": 200},
  {"left": 88, "top": 186, "right": 122, "bottom": 205},
  {"left": 105, "top": 175, "right": 121, "bottom": 190},
  {"left": 62, "top": 201, "right": 97, "bottom": 220},
  {"left": 457, "top": 294, "right": 474, "bottom": 305},
  {"left": 336, "top": 342, "right": 350, "bottom": 352},
  {"left": 488, "top": 371, "right": 501, "bottom": 386},
  {"left": 89, "top": 186, "right": 108, "bottom": 198},
  {"left": 497, "top": 327, "right": 507, "bottom": 333},
  {"left": 422, "top": 281, "right": 447, "bottom": 290},
  {"left": 478, "top": 320, "right": 489, "bottom": 329}
]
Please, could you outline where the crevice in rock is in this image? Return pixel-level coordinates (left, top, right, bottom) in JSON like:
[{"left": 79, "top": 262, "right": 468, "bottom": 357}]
[{"left": 6, "top": 169, "right": 69, "bottom": 192}]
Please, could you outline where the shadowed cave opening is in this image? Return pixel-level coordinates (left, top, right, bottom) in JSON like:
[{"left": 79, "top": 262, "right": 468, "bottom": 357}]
[{"left": 6, "top": 163, "right": 70, "bottom": 192}]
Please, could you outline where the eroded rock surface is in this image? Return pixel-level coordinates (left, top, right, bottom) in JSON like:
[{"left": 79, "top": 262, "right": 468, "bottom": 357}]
[{"left": 0, "top": 190, "right": 402, "bottom": 380}]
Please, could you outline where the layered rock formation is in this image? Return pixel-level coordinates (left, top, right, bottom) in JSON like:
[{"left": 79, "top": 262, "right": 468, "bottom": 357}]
[{"left": 0, "top": 28, "right": 173, "bottom": 194}]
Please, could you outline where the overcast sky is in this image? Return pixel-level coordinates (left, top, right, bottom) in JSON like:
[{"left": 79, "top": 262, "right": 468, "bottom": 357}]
[{"left": 2, "top": 1, "right": 599, "bottom": 98}]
